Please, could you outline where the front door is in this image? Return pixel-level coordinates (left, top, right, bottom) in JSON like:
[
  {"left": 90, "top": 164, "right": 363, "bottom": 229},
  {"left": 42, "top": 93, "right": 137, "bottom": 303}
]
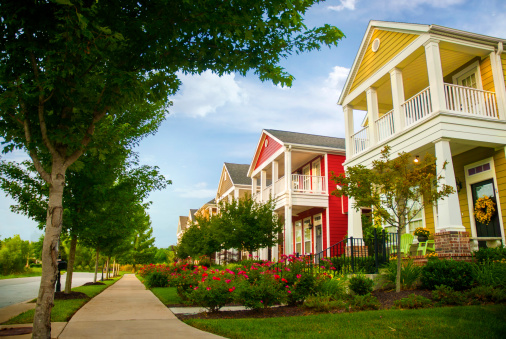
[{"left": 471, "top": 179, "right": 501, "bottom": 244}]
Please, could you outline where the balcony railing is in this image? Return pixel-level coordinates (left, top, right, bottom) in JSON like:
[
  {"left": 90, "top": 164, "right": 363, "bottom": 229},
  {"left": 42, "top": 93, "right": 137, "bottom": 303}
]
[
  {"left": 403, "top": 86, "right": 432, "bottom": 126},
  {"left": 291, "top": 174, "right": 326, "bottom": 194},
  {"left": 350, "top": 126, "right": 369, "bottom": 156},
  {"left": 274, "top": 177, "right": 285, "bottom": 193},
  {"left": 376, "top": 109, "right": 395, "bottom": 142},
  {"left": 444, "top": 83, "right": 498, "bottom": 118}
]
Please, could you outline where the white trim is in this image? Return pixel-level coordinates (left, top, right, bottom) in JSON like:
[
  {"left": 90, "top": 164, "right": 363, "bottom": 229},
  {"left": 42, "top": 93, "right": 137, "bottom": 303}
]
[
  {"left": 326, "top": 207, "right": 330, "bottom": 249},
  {"left": 452, "top": 60, "right": 483, "bottom": 90},
  {"left": 464, "top": 157, "right": 505, "bottom": 244},
  {"left": 250, "top": 147, "right": 285, "bottom": 178}
]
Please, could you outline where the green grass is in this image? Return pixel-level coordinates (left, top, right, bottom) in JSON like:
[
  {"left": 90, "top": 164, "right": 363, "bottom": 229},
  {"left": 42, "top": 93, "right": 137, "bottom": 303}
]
[
  {"left": 3, "top": 275, "right": 122, "bottom": 325},
  {"left": 185, "top": 304, "right": 506, "bottom": 339},
  {"left": 150, "top": 287, "right": 182, "bottom": 305},
  {"left": 0, "top": 267, "right": 43, "bottom": 279}
]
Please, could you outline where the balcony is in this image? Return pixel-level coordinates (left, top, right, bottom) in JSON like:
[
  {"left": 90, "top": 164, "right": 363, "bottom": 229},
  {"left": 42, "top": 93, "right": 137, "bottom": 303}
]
[
  {"left": 253, "top": 174, "right": 327, "bottom": 203},
  {"left": 350, "top": 84, "right": 498, "bottom": 156}
]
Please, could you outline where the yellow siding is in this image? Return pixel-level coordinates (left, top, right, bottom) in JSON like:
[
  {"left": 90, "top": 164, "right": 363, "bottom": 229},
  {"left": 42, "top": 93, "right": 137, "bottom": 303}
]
[
  {"left": 502, "top": 54, "right": 506, "bottom": 84},
  {"left": 480, "top": 56, "right": 495, "bottom": 92},
  {"left": 218, "top": 169, "right": 233, "bottom": 197},
  {"left": 494, "top": 148, "right": 506, "bottom": 238},
  {"left": 423, "top": 202, "right": 435, "bottom": 236},
  {"left": 350, "top": 29, "right": 418, "bottom": 93}
]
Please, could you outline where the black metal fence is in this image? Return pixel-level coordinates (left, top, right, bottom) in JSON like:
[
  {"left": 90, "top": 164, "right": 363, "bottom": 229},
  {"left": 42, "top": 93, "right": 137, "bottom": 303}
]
[{"left": 273, "top": 229, "right": 398, "bottom": 276}]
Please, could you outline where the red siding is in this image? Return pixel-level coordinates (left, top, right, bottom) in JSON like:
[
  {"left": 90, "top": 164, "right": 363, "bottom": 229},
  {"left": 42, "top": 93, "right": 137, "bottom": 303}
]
[
  {"left": 254, "top": 135, "right": 283, "bottom": 170},
  {"left": 327, "top": 154, "right": 347, "bottom": 247}
]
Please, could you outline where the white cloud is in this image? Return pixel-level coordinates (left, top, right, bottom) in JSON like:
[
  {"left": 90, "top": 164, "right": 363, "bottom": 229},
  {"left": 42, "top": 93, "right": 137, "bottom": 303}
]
[
  {"left": 328, "top": 0, "right": 358, "bottom": 11},
  {"left": 174, "top": 182, "right": 217, "bottom": 199},
  {"left": 387, "top": 0, "right": 464, "bottom": 9},
  {"left": 172, "top": 71, "right": 246, "bottom": 117}
]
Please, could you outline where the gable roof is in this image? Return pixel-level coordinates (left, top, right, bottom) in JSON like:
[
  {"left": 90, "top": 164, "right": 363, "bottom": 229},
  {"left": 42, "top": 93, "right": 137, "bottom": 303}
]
[
  {"left": 224, "top": 163, "right": 251, "bottom": 186},
  {"left": 265, "top": 129, "right": 345, "bottom": 149},
  {"left": 338, "top": 20, "right": 506, "bottom": 106}
]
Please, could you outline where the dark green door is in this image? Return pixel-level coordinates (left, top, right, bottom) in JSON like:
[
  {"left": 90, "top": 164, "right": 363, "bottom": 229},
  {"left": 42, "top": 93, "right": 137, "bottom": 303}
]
[{"left": 471, "top": 179, "right": 501, "bottom": 242}]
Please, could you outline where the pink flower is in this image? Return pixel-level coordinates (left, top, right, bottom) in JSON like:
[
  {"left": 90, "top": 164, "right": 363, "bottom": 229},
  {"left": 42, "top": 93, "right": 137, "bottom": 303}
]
[
  {"left": 212, "top": 276, "right": 221, "bottom": 281},
  {"left": 288, "top": 290, "right": 292, "bottom": 294},
  {"left": 226, "top": 279, "right": 231, "bottom": 284},
  {"left": 281, "top": 278, "right": 288, "bottom": 283},
  {"left": 260, "top": 300, "right": 263, "bottom": 303},
  {"left": 206, "top": 287, "right": 211, "bottom": 290},
  {"left": 229, "top": 287, "right": 235, "bottom": 292},
  {"left": 274, "top": 275, "right": 280, "bottom": 280},
  {"left": 296, "top": 274, "right": 302, "bottom": 279}
]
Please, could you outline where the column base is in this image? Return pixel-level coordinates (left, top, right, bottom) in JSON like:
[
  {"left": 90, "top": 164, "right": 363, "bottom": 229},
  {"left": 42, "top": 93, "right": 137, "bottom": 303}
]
[{"left": 436, "top": 224, "right": 466, "bottom": 232}]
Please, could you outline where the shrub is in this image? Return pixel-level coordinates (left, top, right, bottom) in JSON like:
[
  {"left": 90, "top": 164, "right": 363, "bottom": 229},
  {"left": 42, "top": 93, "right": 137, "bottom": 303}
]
[
  {"left": 474, "top": 247, "right": 506, "bottom": 264},
  {"left": 467, "top": 285, "right": 496, "bottom": 303},
  {"left": 317, "top": 275, "right": 347, "bottom": 299},
  {"left": 187, "top": 276, "right": 235, "bottom": 312},
  {"left": 234, "top": 275, "right": 285, "bottom": 310},
  {"left": 145, "top": 272, "right": 169, "bottom": 289},
  {"left": 385, "top": 260, "right": 422, "bottom": 289},
  {"left": 303, "top": 295, "right": 347, "bottom": 312},
  {"left": 348, "top": 274, "right": 374, "bottom": 296},
  {"left": 349, "top": 294, "right": 380, "bottom": 311},
  {"left": 491, "top": 288, "right": 506, "bottom": 303},
  {"left": 421, "top": 259, "right": 474, "bottom": 291},
  {"left": 394, "top": 294, "right": 432, "bottom": 309},
  {"left": 431, "top": 285, "right": 467, "bottom": 306},
  {"left": 472, "top": 261, "right": 506, "bottom": 288}
]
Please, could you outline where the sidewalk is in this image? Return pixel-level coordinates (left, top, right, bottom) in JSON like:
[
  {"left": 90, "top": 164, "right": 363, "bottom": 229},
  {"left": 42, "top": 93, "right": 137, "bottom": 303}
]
[{"left": 58, "top": 274, "right": 223, "bottom": 338}]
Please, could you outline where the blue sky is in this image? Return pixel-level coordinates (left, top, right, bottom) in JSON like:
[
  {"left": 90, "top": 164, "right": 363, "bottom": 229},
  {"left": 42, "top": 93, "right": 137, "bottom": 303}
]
[{"left": 1, "top": 0, "right": 505, "bottom": 248}]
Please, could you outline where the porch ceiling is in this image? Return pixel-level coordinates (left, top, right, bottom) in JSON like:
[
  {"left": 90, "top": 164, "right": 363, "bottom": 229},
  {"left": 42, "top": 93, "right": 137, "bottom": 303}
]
[{"left": 257, "top": 151, "right": 323, "bottom": 177}]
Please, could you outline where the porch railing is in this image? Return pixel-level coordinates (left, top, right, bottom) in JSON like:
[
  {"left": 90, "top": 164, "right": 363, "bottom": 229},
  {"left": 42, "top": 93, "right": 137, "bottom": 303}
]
[
  {"left": 274, "top": 177, "right": 285, "bottom": 194},
  {"left": 403, "top": 86, "right": 432, "bottom": 126},
  {"left": 291, "top": 174, "right": 326, "bottom": 193},
  {"left": 350, "top": 126, "right": 369, "bottom": 155},
  {"left": 444, "top": 83, "right": 498, "bottom": 118},
  {"left": 376, "top": 109, "right": 395, "bottom": 142}
]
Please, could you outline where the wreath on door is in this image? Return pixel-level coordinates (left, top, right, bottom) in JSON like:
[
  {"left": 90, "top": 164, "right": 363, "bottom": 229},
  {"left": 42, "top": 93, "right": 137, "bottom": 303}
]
[{"left": 474, "top": 196, "right": 496, "bottom": 225}]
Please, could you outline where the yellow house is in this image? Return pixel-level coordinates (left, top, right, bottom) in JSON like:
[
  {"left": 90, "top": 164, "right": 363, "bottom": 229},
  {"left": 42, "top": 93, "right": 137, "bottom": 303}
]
[{"left": 339, "top": 21, "right": 506, "bottom": 254}]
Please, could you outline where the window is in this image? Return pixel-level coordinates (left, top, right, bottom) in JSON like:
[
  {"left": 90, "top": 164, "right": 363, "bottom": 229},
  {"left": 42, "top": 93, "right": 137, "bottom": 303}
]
[
  {"left": 468, "top": 163, "right": 491, "bottom": 176},
  {"left": 303, "top": 218, "right": 312, "bottom": 254},
  {"left": 294, "top": 221, "right": 302, "bottom": 254},
  {"left": 452, "top": 61, "right": 482, "bottom": 89}
]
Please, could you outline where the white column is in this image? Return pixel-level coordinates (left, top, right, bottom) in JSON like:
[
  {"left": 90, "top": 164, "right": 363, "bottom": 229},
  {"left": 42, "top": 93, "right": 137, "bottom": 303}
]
[
  {"left": 284, "top": 204, "right": 293, "bottom": 254},
  {"left": 272, "top": 161, "right": 279, "bottom": 196},
  {"left": 284, "top": 148, "right": 292, "bottom": 193},
  {"left": 434, "top": 139, "right": 465, "bottom": 232},
  {"left": 251, "top": 175, "right": 257, "bottom": 199},
  {"left": 489, "top": 50, "right": 506, "bottom": 120},
  {"left": 343, "top": 105, "right": 354, "bottom": 157},
  {"left": 424, "top": 39, "right": 446, "bottom": 113},
  {"left": 234, "top": 188, "right": 239, "bottom": 200},
  {"left": 366, "top": 87, "right": 379, "bottom": 146},
  {"left": 390, "top": 67, "right": 406, "bottom": 131},
  {"left": 347, "top": 197, "right": 363, "bottom": 238},
  {"left": 260, "top": 170, "right": 267, "bottom": 202}
]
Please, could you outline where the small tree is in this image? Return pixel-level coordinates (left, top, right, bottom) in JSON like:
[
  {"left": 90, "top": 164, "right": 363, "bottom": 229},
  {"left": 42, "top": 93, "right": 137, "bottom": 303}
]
[
  {"left": 215, "top": 196, "right": 283, "bottom": 256},
  {"left": 331, "top": 146, "right": 454, "bottom": 292}
]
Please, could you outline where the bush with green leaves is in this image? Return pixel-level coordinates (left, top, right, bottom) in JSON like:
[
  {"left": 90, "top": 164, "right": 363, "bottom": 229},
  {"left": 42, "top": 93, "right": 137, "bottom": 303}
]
[
  {"left": 474, "top": 247, "right": 506, "bottom": 263},
  {"left": 0, "top": 235, "right": 30, "bottom": 275},
  {"left": 421, "top": 259, "right": 474, "bottom": 291},
  {"left": 348, "top": 274, "right": 374, "bottom": 295},
  {"left": 144, "top": 272, "right": 169, "bottom": 288},
  {"left": 348, "top": 294, "right": 381, "bottom": 311},
  {"left": 471, "top": 261, "right": 506, "bottom": 288},
  {"left": 317, "top": 274, "right": 347, "bottom": 299},
  {"left": 385, "top": 259, "right": 422, "bottom": 289},
  {"left": 303, "top": 294, "right": 347, "bottom": 312},
  {"left": 234, "top": 274, "right": 285, "bottom": 310},
  {"left": 431, "top": 285, "right": 467, "bottom": 306},
  {"left": 394, "top": 294, "right": 432, "bottom": 309},
  {"left": 187, "top": 270, "right": 238, "bottom": 312}
]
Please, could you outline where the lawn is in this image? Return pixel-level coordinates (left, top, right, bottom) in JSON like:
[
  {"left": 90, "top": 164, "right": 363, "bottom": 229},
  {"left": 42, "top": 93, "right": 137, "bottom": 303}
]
[
  {"left": 0, "top": 267, "right": 43, "bottom": 280},
  {"left": 150, "top": 287, "right": 182, "bottom": 305},
  {"left": 185, "top": 304, "right": 506, "bottom": 339},
  {"left": 3, "top": 275, "right": 122, "bottom": 324}
]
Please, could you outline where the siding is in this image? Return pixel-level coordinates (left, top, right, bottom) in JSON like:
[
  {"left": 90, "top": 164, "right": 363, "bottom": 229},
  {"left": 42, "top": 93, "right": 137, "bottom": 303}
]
[
  {"left": 480, "top": 56, "right": 495, "bottom": 92},
  {"left": 502, "top": 54, "right": 506, "bottom": 84},
  {"left": 350, "top": 29, "right": 418, "bottom": 93},
  {"left": 217, "top": 168, "right": 233, "bottom": 197},
  {"left": 327, "top": 154, "right": 348, "bottom": 246},
  {"left": 423, "top": 203, "right": 435, "bottom": 235},
  {"left": 254, "top": 135, "right": 283, "bottom": 170},
  {"left": 494, "top": 148, "right": 506, "bottom": 238}
]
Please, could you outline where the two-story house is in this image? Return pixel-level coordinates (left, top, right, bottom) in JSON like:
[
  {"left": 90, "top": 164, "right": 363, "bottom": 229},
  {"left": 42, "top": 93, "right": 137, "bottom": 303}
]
[
  {"left": 248, "top": 129, "right": 348, "bottom": 261},
  {"left": 339, "top": 21, "right": 506, "bottom": 254}
]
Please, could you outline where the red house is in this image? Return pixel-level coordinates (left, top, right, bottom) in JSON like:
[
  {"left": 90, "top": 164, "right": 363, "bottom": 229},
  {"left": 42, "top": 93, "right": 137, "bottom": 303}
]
[{"left": 247, "top": 129, "right": 348, "bottom": 261}]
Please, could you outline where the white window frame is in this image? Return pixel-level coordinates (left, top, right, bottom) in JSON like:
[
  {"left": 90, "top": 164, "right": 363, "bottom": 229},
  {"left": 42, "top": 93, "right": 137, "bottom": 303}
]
[
  {"left": 294, "top": 220, "right": 302, "bottom": 255},
  {"left": 303, "top": 217, "right": 312, "bottom": 254},
  {"left": 452, "top": 61, "right": 483, "bottom": 89}
]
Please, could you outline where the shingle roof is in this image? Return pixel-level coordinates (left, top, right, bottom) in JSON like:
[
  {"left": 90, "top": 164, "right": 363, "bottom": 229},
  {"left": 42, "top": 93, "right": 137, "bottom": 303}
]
[
  {"left": 189, "top": 209, "right": 198, "bottom": 221},
  {"left": 265, "top": 129, "right": 345, "bottom": 150},
  {"left": 224, "top": 163, "right": 251, "bottom": 186},
  {"left": 206, "top": 198, "right": 216, "bottom": 205}
]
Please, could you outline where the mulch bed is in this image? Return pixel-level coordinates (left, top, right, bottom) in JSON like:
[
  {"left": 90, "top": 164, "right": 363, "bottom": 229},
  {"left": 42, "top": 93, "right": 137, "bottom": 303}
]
[
  {"left": 54, "top": 291, "right": 89, "bottom": 300},
  {"left": 82, "top": 282, "right": 105, "bottom": 286},
  {"left": 174, "top": 289, "right": 433, "bottom": 321},
  {"left": 0, "top": 327, "right": 33, "bottom": 336}
]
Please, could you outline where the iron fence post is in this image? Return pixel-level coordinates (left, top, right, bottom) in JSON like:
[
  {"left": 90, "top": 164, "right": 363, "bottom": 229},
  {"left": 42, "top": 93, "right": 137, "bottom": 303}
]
[{"left": 350, "top": 236, "right": 354, "bottom": 273}]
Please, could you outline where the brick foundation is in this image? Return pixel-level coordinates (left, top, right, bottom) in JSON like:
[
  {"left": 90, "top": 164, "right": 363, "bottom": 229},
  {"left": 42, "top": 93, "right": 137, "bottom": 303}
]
[{"left": 434, "top": 231, "right": 471, "bottom": 256}]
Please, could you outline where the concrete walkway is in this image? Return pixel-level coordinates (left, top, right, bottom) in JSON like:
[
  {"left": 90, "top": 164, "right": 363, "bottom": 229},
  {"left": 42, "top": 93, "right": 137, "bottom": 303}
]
[{"left": 58, "top": 274, "right": 223, "bottom": 338}]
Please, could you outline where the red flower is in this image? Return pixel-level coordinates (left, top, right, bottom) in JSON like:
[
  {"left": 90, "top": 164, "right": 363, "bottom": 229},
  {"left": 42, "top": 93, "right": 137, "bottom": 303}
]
[
  {"left": 274, "top": 274, "right": 280, "bottom": 280},
  {"left": 281, "top": 278, "right": 288, "bottom": 283},
  {"left": 212, "top": 276, "right": 221, "bottom": 281},
  {"left": 229, "top": 286, "right": 236, "bottom": 292}
]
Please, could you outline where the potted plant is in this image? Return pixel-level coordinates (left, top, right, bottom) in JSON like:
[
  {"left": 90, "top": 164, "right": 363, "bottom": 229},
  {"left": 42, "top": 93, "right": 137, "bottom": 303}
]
[{"left": 414, "top": 227, "right": 430, "bottom": 242}]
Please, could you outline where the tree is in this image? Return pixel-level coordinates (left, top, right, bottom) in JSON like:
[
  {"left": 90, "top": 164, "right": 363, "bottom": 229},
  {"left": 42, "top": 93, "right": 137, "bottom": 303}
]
[
  {"left": 0, "top": 1, "right": 343, "bottom": 336},
  {"left": 176, "top": 218, "right": 221, "bottom": 259},
  {"left": 0, "top": 235, "right": 30, "bottom": 275},
  {"left": 331, "top": 146, "right": 454, "bottom": 292},
  {"left": 215, "top": 196, "right": 283, "bottom": 255}
]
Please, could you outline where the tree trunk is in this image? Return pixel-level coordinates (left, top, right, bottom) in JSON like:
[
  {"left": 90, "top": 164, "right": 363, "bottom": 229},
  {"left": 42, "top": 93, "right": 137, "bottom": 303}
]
[
  {"left": 93, "top": 248, "right": 100, "bottom": 283},
  {"left": 32, "top": 163, "right": 66, "bottom": 339},
  {"left": 106, "top": 256, "right": 110, "bottom": 279},
  {"left": 396, "top": 227, "right": 402, "bottom": 293},
  {"left": 112, "top": 258, "right": 116, "bottom": 277},
  {"left": 64, "top": 236, "right": 77, "bottom": 294}
]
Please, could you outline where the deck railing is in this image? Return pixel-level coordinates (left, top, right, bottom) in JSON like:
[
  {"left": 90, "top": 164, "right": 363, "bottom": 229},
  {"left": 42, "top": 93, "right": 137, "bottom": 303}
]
[
  {"left": 376, "top": 109, "right": 395, "bottom": 142},
  {"left": 350, "top": 126, "right": 369, "bottom": 155},
  {"left": 403, "top": 86, "right": 432, "bottom": 126},
  {"left": 444, "top": 83, "right": 498, "bottom": 118},
  {"left": 291, "top": 174, "right": 326, "bottom": 193}
]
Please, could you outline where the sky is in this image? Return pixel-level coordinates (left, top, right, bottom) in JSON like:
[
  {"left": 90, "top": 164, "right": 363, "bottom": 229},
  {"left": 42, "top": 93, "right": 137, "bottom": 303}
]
[{"left": 1, "top": 0, "right": 506, "bottom": 248}]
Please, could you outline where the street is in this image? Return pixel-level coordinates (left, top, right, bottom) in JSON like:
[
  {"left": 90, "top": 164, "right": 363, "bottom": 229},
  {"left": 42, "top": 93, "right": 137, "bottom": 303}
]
[{"left": 0, "top": 272, "right": 97, "bottom": 308}]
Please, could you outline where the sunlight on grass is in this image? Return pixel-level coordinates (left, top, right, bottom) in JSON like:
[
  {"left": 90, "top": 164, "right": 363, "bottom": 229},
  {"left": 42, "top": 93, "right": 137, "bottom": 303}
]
[
  {"left": 150, "top": 287, "right": 181, "bottom": 305},
  {"left": 185, "top": 305, "right": 506, "bottom": 339}
]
